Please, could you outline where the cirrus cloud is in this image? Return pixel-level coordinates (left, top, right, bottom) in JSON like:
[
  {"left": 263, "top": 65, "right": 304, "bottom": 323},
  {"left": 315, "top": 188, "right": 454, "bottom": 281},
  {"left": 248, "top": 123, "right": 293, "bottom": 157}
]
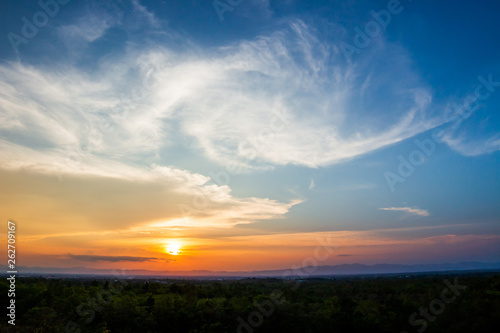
[{"left": 378, "top": 206, "right": 430, "bottom": 217}]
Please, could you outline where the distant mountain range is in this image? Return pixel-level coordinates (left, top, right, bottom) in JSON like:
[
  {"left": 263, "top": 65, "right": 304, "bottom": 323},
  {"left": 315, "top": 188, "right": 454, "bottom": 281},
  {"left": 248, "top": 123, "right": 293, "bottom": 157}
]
[{"left": 3, "top": 262, "right": 500, "bottom": 278}]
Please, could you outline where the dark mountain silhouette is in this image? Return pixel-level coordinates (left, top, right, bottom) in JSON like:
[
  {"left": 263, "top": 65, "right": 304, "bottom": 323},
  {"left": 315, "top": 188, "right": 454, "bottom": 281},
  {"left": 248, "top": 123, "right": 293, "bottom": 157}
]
[{"left": 5, "top": 261, "right": 500, "bottom": 278}]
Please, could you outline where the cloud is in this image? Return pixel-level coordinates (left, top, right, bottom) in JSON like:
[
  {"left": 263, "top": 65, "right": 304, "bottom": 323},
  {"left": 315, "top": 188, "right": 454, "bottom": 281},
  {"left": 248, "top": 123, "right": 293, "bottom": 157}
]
[
  {"left": 131, "top": 0, "right": 161, "bottom": 28},
  {"left": 56, "top": 0, "right": 162, "bottom": 47},
  {"left": 432, "top": 88, "right": 500, "bottom": 157},
  {"left": 378, "top": 207, "right": 430, "bottom": 217},
  {"left": 173, "top": 21, "right": 441, "bottom": 169},
  {"left": 58, "top": 9, "right": 119, "bottom": 43},
  {"left": 0, "top": 157, "right": 300, "bottom": 233},
  {"left": 0, "top": 18, "right": 446, "bottom": 235},
  {"left": 66, "top": 254, "right": 163, "bottom": 262},
  {"left": 442, "top": 132, "right": 500, "bottom": 156},
  {"left": 0, "top": 19, "right": 447, "bottom": 176},
  {"left": 308, "top": 178, "right": 315, "bottom": 190}
]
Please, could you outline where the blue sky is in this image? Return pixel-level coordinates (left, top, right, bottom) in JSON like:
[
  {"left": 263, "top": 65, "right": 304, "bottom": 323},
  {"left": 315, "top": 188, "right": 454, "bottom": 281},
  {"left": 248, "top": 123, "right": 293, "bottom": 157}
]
[{"left": 0, "top": 0, "right": 499, "bottom": 271}]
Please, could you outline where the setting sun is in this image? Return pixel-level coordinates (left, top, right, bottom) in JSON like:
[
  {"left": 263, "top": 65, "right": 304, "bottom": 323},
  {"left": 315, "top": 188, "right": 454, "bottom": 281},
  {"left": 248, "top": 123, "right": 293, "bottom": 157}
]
[{"left": 166, "top": 241, "right": 182, "bottom": 255}]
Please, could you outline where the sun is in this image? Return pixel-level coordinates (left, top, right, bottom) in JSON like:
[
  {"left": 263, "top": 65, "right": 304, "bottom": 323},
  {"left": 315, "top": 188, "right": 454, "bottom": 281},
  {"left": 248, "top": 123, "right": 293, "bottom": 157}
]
[{"left": 166, "top": 241, "right": 182, "bottom": 255}]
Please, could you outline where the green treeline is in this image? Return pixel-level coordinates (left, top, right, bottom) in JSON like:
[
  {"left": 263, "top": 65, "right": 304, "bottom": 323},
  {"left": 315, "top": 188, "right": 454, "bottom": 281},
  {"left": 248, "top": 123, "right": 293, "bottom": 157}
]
[{"left": 1, "top": 272, "right": 499, "bottom": 332}]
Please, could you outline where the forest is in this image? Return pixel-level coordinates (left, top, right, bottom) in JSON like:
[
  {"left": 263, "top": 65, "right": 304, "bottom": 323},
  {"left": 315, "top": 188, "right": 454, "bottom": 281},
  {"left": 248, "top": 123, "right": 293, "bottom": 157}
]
[{"left": 1, "top": 272, "right": 499, "bottom": 332}]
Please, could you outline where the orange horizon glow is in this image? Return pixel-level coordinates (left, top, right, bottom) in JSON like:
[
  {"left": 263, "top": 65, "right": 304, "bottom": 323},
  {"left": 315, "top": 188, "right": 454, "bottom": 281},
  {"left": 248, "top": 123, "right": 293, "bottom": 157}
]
[
  {"left": 7, "top": 221, "right": 500, "bottom": 273},
  {"left": 1, "top": 168, "right": 499, "bottom": 274}
]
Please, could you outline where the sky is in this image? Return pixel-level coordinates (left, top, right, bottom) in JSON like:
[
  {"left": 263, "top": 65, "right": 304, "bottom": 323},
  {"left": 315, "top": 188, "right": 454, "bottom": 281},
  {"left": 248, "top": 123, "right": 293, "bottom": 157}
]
[{"left": 0, "top": 0, "right": 499, "bottom": 274}]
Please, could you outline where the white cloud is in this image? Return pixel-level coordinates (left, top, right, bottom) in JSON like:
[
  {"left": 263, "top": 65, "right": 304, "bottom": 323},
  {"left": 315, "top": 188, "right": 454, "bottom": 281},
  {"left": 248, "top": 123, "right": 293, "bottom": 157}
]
[
  {"left": 0, "top": 140, "right": 300, "bottom": 228},
  {"left": 0, "top": 20, "right": 448, "bottom": 179},
  {"left": 58, "top": 12, "right": 116, "bottom": 43},
  {"left": 168, "top": 21, "right": 441, "bottom": 169},
  {"left": 131, "top": 0, "right": 161, "bottom": 28},
  {"left": 0, "top": 20, "right": 449, "bottom": 231},
  {"left": 378, "top": 207, "right": 430, "bottom": 217},
  {"left": 432, "top": 89, "right": 500, "bottom": 157},
  {"left": 442, "top": 132, "right": 500, "bottom": 156}
]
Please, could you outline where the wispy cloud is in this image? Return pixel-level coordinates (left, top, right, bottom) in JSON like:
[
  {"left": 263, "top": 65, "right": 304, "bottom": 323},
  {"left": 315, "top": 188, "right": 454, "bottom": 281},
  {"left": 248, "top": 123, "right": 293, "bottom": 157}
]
[
  {"left": 442, "top": 133, "right": 500, "bottom": 156},
  {"left": 0, "top": 19, "right": 446, "bottom": 176},
  {"left": 131, "top": 0, "right": 161, "bottom": 28},
  {"left": 174, "top": 21, "right": 441, "bottom": 169},
  {"left": 66, "top": 254, "right": 163, "bottom": 262},
  {"left": 432, "top": 88, "right": 500, "bottom": 157},
  {"left": 0, "top": 150, "right": 301, "bottom": 231},
  {"left": 57, "top": 8, "right": 120, "bottom": 43},
  {"left": 378, "top": 207, "right": 430, "bottom": 217}
]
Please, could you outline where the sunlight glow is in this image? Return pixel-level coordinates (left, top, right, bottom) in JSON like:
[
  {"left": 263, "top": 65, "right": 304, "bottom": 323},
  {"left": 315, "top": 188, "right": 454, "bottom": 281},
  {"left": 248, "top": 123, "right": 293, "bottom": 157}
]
[{"left": 166, "top": 241, "right": 182, "bottom": 255}]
